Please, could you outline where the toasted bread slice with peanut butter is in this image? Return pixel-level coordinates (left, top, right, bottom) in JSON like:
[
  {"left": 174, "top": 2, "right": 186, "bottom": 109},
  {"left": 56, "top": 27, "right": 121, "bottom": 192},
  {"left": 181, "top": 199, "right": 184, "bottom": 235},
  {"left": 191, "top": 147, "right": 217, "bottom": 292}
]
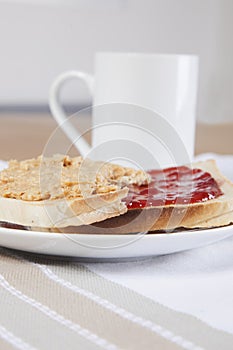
[{"left": 0, "top": 155, "right": 149, "bottom": 228}]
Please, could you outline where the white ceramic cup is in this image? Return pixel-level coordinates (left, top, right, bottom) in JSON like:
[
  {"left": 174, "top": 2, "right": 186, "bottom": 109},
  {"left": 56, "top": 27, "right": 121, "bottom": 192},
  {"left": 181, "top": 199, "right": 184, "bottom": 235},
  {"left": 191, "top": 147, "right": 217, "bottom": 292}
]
[{"left": 49, "top": 53, "right": 199, "bottom": 168}]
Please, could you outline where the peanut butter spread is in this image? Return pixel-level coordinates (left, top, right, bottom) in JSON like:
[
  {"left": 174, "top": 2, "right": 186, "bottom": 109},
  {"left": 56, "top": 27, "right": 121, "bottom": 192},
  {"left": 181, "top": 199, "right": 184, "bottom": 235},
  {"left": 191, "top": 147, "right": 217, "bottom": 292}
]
[{"left": 0, "top": 155, "right": 148, "bottom": 202}]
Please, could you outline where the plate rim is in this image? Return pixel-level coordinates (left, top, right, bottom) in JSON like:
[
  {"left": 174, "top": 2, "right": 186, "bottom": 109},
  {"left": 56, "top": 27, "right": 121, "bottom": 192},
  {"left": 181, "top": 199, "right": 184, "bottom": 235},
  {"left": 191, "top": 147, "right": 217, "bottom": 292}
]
[
  {"left": 0, "top": 223, "right": 232, "bottom": 239},
  {"left": 0, "top": 224, "right": 232, "bottom": 259}
]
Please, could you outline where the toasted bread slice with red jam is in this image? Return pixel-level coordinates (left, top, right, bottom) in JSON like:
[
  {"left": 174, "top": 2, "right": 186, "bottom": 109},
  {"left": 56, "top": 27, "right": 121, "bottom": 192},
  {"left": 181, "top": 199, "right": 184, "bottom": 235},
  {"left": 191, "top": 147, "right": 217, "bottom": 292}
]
[{"left": 52, "top": 160, "right": 233, "bottom": 233}]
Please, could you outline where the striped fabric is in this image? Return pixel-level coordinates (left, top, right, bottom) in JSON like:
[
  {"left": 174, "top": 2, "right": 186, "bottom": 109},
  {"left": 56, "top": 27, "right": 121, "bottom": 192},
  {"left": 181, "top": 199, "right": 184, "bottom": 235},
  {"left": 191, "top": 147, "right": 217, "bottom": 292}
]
[{"left": 0, "top": 247, "right": 232, "bottom": 350}]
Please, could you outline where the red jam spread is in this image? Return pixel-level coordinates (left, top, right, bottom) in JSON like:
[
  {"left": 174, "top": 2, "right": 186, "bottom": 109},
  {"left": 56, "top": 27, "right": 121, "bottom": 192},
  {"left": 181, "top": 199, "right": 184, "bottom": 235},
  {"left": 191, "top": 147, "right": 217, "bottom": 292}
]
[{"left": 126, "top": 166, "right": 223, "bottom": 210}]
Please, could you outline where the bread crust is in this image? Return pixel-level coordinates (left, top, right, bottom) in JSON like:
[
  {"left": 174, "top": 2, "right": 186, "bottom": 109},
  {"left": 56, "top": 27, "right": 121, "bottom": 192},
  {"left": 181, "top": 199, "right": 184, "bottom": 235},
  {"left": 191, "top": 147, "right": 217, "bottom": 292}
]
[{"left": 0, "top": 187, "right": 129, "bottom": 228}]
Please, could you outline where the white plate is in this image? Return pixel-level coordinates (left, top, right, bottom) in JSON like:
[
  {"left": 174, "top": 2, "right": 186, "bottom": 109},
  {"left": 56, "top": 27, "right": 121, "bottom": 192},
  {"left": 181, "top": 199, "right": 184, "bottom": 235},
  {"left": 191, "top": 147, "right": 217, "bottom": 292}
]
[{"left": 0, "top": 225, "right": 233, "bottom": 260}]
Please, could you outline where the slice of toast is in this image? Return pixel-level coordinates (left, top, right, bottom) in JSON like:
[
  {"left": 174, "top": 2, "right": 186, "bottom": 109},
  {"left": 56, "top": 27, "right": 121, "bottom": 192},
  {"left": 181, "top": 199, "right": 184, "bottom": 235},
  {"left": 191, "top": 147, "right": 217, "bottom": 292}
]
[
  {"left": 0, "top": 155, "right": 149, "bottom": 228},
  {"left": 52, "top": 159, "right": 233, "bottom": 234}
]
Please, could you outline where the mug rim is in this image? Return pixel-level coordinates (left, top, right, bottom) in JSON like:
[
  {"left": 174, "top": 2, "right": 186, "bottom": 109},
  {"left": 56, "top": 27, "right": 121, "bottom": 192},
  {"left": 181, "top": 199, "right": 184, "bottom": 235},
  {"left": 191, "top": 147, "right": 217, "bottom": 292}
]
[{"left": 95, "top": 52, "right": 199, "bottom": 59}]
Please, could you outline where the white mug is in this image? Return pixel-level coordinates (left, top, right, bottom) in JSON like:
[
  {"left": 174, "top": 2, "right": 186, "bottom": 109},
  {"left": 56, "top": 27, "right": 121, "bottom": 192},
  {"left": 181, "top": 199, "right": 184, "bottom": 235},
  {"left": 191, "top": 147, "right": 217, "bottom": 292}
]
[{"left": 49, "top": 52, "right": 199, "bottom": 168}]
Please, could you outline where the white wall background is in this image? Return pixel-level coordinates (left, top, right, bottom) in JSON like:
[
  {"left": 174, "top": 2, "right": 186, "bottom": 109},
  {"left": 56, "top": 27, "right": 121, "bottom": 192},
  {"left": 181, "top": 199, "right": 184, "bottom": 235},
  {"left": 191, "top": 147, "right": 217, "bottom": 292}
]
[{"left": 0, "top": 0, "right": 232, "bottom": 123}]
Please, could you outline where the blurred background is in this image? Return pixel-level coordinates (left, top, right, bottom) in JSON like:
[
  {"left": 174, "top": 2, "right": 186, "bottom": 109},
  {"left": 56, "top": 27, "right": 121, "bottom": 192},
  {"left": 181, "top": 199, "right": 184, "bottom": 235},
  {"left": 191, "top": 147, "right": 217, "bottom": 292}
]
[{"left": 0, "top": 0, "right": 232, "bottom": 158}]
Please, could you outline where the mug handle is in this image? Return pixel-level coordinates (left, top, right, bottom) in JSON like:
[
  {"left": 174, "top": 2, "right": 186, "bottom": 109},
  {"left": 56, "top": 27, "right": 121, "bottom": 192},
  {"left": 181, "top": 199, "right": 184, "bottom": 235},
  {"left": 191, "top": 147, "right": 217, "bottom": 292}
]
[{"left": 49, "top": 70, "right": 94, "bottom": 157}]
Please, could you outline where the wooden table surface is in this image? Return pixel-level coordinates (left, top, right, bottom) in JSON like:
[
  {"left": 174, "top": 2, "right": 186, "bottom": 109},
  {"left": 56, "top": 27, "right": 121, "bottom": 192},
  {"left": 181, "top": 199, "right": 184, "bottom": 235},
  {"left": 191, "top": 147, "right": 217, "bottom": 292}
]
[{"left": 0, "top": 113, "right": 232, "bottom": 160}]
